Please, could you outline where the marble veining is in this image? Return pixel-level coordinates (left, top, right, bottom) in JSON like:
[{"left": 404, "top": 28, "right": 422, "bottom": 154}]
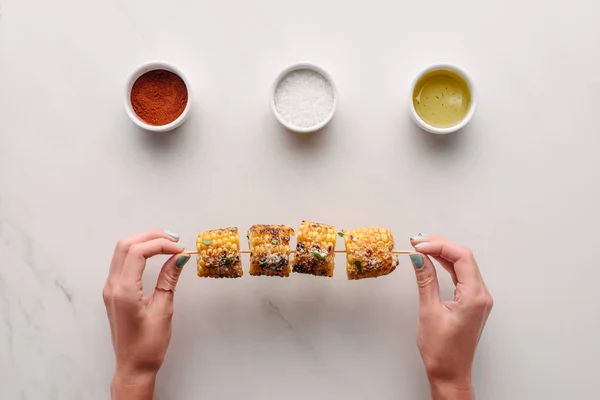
[{"left": 2, "top": 0, "right": 600, "bottom": 399}]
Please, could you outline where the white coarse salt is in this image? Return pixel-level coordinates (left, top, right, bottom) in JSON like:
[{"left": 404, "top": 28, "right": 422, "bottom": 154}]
[{"left": 274, "top": 69, "right": 334, "bottom": 129}]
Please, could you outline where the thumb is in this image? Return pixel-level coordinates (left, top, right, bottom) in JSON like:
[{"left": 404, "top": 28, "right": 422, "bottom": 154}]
[
  {"left": 152, "top": 254, "right": 190, "bottom": 312},
  {"left": 410, "top": 253, "right": 441, "bottom": 308}
]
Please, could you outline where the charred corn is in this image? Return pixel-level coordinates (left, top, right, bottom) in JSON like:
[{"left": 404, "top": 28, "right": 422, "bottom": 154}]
[
  {"left": 197, "top": 227, "right": 243, "bottom": 278},
  {"left": 343, "top": 227, "right": 398, "bottom": 280},
  {"left": 291, "top": 221, "right": 337, "bottom": 277},
  {"left": 247, "top": 225, "right": 295, "bottom": 277}
]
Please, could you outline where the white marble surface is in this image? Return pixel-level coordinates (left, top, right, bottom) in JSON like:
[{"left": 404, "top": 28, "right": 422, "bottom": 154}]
[{"left": 1, "top": 0, "right": 600, "bottom": 398}]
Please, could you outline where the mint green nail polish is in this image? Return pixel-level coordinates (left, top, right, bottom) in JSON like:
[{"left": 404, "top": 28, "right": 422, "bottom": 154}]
[
  {"left": 164, "top": 230, "right": 179, "bottom": 240},
  {"left": 418, "top": 233, "right": 428, "bottom": 237},
  {"left": 414, "top": 242, "right": 429, "bottom": 248},
  {"left": 176, "top": 255, "right": 190, "bottom": 268},
  {"left": 410, "top": 254, "right": 424, "bottom": 269},
  {"left": 411, "top": 233, "right": 429, "bottom": 240}
]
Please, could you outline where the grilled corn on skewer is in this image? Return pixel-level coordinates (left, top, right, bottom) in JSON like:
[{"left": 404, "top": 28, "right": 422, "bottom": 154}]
[
  {"left": 291, "top": 221, "right": 337, "bottom": 277},
  {"left": 343, "top": 227, "right": 398, "bottom": 280},
  {"left": 196, "top": 227, "right": 243, "bottom": 278},
  {"left": 247, "top": 225, "right": 295, "bottom": 277}
]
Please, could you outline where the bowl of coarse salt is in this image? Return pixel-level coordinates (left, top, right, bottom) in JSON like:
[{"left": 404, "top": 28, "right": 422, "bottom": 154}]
[{"left": 271, "top": 63, "right": 337, "bottom": 133}]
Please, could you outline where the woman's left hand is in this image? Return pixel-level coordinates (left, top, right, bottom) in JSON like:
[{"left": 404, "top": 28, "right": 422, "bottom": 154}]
[{"left": 102, "top": 230, "right": 190, "bottom": 400}]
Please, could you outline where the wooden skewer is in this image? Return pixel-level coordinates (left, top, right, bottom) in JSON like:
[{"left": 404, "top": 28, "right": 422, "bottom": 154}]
[{"left": 182, "top": 249, "right": 414, "bottom": 255}]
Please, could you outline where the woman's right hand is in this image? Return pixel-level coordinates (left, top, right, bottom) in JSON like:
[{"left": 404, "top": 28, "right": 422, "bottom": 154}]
[{"left": 408, "top": 235, "right": 493, "bottom": 400}]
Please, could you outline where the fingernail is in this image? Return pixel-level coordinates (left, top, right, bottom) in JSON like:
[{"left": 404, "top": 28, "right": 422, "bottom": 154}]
[
  {"left": 418, "top": 233, "right": 428, "bottom": 237},
  {"left": 414, "top": 242, "right": 429, "bottom": 248},
  {"left": 164, "top": 230, "right": 179, "bottom": 240},
  {"left": 176, "top": 255, "right": 190, "bottom": 268},
  {"left": 177, "top": 244, "right": 185, "bottom": 251},
  {"left": 410, "top": 253, "right": 424, "bottom": 269},
  {"left": 410, "top": 233, "right": 428, "bottom": 240}
]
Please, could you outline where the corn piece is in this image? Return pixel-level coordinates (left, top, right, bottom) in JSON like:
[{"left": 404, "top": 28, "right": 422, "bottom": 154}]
[
  {"left": 247, "top": 225, "right": 295, "bottom": 277},
  {"left": 196, "top": 227, "right": 243, "bottom": 278},
  {"left": 291, "top": 221, "right": 337, "bottom": 277},
  {"left": 343, "top": 227, "right": 398, "bottom": 280}
]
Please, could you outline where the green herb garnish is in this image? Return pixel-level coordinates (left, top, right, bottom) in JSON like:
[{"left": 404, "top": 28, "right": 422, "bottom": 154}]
[
  {"left": 271, "top": 239, "right": 278, "bottom": 245},
  {"left": 337, "top": 232, "right": 344, "bottom": 238},
  {"left": 354, "top": 260, "right": 363, "bottom": 273},
  {"left": 202, "top": 239, "right": 212, "bottom": 246},
  {"left": 225, "top": 256, "right": 231, "bottom": 265},
  {"left": 312, "top": 252, "right": 325, "bottom": 260}
]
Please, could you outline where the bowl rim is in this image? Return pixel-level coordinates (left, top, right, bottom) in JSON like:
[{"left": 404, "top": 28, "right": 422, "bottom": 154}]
[
  {"left": 271, "top": 62, "right": 338, "bottom": 133},
  {"left": 409, "top": 63, "right": 478, "bottom": 135},
  {"left": 124, "top": 61, "right": 191, "bottom": 132}
]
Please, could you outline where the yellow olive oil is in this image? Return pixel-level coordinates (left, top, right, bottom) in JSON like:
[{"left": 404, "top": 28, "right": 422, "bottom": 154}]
[{"left": 413, "top": 69, "right": 471, "bottom": 128}]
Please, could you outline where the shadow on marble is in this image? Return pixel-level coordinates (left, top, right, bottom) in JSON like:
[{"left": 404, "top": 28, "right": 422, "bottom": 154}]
[
  {"left": 408, "top": 121, "right": 470, "bottom": 154},
  {"left": 135, "top": 125, "right": 186, "bottom": 152},
  {"left": 272, "top": 113, "right": 336, "bottom": 156}
]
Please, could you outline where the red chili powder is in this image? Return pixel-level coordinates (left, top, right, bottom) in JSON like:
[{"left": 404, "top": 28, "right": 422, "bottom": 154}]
[{"left": 131, "top": 70, "right": 188, "bottom": 126}]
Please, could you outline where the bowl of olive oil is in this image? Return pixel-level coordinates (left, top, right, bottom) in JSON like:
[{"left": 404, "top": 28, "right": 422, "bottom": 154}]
[{"left": 410, "top": 63, "right": 477, "bottom": 134}]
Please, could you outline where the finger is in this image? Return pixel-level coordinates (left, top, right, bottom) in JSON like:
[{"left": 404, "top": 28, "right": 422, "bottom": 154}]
[
  {"left": 121, "top": 238, "right": 185, "bottom": 284},
  {"left": 409, "top": 253, "right": 441, "bottom": 308},
  {"left": 410, "top": 235, "right": 458, "bottom": 285},
  {"left": 152, "top": 254, "right": 191, "bottom": 313},
  {"left": 109, "top": 229, "right": 180, "bottom": 280},
  {"left": 410, "top": 240, "right": 481, "bottom": 288},
  {"left": 410, "top": 234, "right": 444, "bottom": 246}
]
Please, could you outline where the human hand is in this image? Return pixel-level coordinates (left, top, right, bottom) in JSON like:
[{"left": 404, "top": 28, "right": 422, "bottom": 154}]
[
  {"left": 102, "top": 230, "right": 191, "bottom": 400},
  {"left": 408, "top": 235, "right": 493, "bottom": 400}
]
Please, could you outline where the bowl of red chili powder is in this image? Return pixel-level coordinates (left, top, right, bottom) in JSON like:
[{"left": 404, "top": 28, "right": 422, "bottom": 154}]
[{"left": 125, "top": 61, "right": 190, "bottom": 132}]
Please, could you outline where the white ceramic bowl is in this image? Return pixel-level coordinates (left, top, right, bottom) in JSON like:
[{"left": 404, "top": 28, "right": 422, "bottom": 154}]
[
  {"left": 409, "top": 63, "right": 477, "bottom": 134},
  {"left": 271, "top": 62, "right": 338, "bottom": 133},
  {"left": 124, "top": 61, "right": 191, "bottom": 132}
]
